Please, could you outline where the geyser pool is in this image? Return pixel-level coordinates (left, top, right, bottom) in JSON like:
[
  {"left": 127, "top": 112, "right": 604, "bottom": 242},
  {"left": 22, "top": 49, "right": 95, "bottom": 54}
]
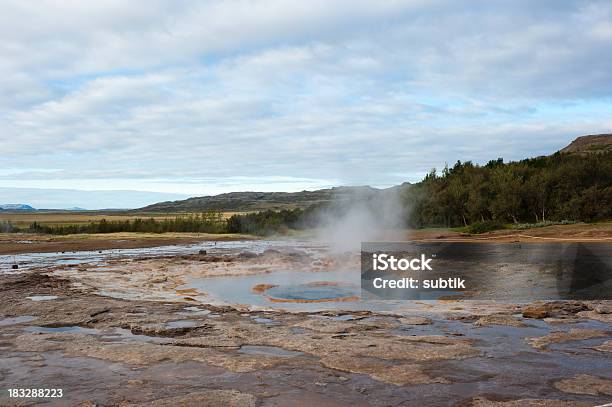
[
  {"left": 263, "top": 282, "right": 359, "bottom": 303},
  {"left": 179, "top": 268, "right": 422, "bottom": 312}
]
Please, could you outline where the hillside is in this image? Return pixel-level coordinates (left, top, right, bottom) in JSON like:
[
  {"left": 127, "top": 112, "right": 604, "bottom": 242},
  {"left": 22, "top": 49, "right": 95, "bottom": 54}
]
[
  {"left": 137, "top": 185, "right": 405, "bottom": 212},
  {"left": 559, "top": 133, "right": 612, "bottom": 154},
  {"left": 138, "top": 132, "right": 610, "bottom": 214}
]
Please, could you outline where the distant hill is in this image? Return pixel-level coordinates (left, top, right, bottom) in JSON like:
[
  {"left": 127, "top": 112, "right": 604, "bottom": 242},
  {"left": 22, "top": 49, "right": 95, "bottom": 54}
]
[
  {"left": 137, "top": 185, "right": 409, "bottom": 213},
  {"left": 138, "top": 132, "right": 610, "bottom": 214},
  {"left": 0, "top": 204, "right": 36, "bottom": 211},
  {"left": 560, "top": 133, "right": 612, "bottom": 154}
]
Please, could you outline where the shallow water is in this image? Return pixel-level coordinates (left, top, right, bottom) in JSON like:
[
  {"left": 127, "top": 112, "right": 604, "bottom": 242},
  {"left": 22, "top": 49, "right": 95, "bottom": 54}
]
[
  {"left": 238, "top": 345, "right": 304, "bottom": 358},
  {"left": 24, "top": 325, "right": 99, "bottom": 335},
  {"left": 26, "top": 295, "right": 58, "bottom": 301},
  {"left": 182, "top": 268, "right": 419, "bottom": 312},
  {"left": 265, "top": 283, "right": 359, "bottom": 301},
  {"left": 100, "top": 327, "right": 174, "bottom": 344},
  {"left": 176, "top": 306, "right": 212, "bottom": 317},
  {"left": 165, "top": 320, "right": 200, "bottom": 329},
  {"left": 0, "top": 239, "right": 322, "bottom": 272},
  {"left": 21, "top": 325, "right": 174, "bottom": 344},
  {"left": 251, "top": 316, "right": 280, "bottom": 325},
  {"left": 0, "top": 316, "right": 38, "bottom": 326}
]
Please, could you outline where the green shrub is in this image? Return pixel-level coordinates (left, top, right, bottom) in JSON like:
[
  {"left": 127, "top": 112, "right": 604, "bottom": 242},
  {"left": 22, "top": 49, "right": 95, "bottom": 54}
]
[
  {"left": 467, "top": 220, "right": 505, "bottom": 234},
  {"left": 512, "top": 220, "right": 575, "bottom": 230}
]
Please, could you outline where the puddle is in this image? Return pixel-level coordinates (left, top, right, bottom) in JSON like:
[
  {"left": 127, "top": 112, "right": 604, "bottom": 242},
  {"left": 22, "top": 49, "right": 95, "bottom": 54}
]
[
  {"left": 308, "top": 314, "right": 365, "bottom": 321},
  {"left": 165, "top": 320, "right": 200, "bottom": 329},
  {"left": 25, "top": 326, "right": 99, "bottom": 335},
  {"left": 327, "top": 314, "right": 361, "bottom": 321},
  {"left": 56, "top": 258, "right": 87, "bottom": 265},
  {"left": 176, "top": 307, "right": 212, "bottom": 317},
  {"left": 251, "top": 316, "right": 280, "bottom": 325},
  {"left": 0, "top": 316, "right": 38, "bottom": 326},
  {"left": 21, "top": 325, "right": 173, "bottom": 344},
  {"left": 238, "top": 345, "right": 304, "bottom": 358},
  {"left": 100, "top": 328, "right": 173, "bottom": 344},
  {"left": 430, "top": 324, "right": 612, "bottom": 398},
  {"left": 26, "top": 295, "right": 58, "bottom": 301},
  {"left": 289, "top": 327, "right": 309, "bottom": 334},
  {"left": 549, "top": 337, "right": 611, "bottom": 356},
  {"left": 182, "top": 306, "right": 209, "bottom": 313}
]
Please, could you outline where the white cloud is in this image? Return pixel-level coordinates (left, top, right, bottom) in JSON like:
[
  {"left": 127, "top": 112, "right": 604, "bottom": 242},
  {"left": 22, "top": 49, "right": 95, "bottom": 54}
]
[{"left": 1, "top": 0, "right": 611, "bottom": 207}]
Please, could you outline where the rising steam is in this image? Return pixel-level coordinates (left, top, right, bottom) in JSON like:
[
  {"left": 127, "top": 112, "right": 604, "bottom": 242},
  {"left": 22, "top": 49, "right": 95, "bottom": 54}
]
[{"left": 313, "top": 186, "right": 408, "bottom": 253}]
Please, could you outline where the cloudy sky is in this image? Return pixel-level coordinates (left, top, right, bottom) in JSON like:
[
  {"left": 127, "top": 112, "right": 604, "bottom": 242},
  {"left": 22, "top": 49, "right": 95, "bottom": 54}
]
[{"left": 2, "top": 0, "right": 611, "bottom": 209}]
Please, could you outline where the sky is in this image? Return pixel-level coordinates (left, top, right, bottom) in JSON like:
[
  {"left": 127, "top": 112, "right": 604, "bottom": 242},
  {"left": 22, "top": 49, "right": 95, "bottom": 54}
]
[{"left": 1, "top": 0, "right": 611, "bottom": 209}]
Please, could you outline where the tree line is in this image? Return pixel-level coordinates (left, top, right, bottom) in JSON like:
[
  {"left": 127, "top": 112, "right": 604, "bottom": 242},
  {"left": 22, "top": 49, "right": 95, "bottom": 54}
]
[
  {"left": 224, "top": 151, "right": 611, "bottom": 234},
  {"left": 26, "top": 212, "right": 226, "bottom": 235},
  {"left": 10, "top": 151, "right": 611, "bottom": 235},
  {"left": 225, "top": 205, "right": 324, "bottom": 235},
  {"left": 406, "top": 151, "right": 611, "bottom": 228}
]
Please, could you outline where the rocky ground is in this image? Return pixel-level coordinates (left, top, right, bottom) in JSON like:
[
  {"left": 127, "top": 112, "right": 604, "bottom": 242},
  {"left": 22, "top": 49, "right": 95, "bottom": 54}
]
[{"left": 0, "top": 246, "right": 611, "bottom": 406}]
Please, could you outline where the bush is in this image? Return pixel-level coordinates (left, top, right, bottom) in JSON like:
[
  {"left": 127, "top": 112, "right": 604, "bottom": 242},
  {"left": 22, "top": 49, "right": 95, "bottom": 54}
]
[
  {"left": 512, "top": 220, "right": 575, "bottom": 230},
  {"left": 467, "top": 220, "right": 505, "bottom": 234}
]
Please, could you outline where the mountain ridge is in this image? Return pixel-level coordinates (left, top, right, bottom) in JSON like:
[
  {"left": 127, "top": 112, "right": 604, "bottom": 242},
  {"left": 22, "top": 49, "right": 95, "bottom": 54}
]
[
  {"left": 137, "top": 134, "right": 610, "bottom": 213},
  {"left": 559, "top": 133, "right": 612, "bottom": 154},
  {"left": 0, "top": 204, "right": 36, "bottom": 211},
  {"left": 137, "top": 184, "right": 409, "bottom": 213}
]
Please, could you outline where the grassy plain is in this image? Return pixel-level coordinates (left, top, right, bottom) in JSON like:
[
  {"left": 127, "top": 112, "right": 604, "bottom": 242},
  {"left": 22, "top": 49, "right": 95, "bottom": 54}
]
[
  {"left": 0, "top": 211, "right": 240, "bottom": 228},
  {"left": 0, "top": 210, "right": 610, "bottom": 255}
]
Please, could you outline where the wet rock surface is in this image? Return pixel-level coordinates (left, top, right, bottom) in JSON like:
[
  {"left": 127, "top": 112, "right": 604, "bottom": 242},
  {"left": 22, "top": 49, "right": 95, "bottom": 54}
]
[
  {"left": 553, "top": 374, "right": 612, "bottom": 396},
  {"left": 594, "top": 340, "right": 612, "bottom": 352},
  {"left": 526, "top": 328, "right": 610, "bottom": 350},
  {"left": 119, "top": 389, "right": 257, "bottom": 407},
  {"left": 473, "top": 314, "right": 526, "bottom": 328},
  {"left": 522, "top": 305, "right": 550, "bottom": 319},
  {"left": 467, "top": 396, "right": 593, "bottom": 406},
  {"left": 1, "top": 247, "right": 611, "bottom": 406}
]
